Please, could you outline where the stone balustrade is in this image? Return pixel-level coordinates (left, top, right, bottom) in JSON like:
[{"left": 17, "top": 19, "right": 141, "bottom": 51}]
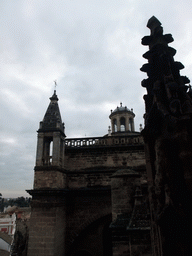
[{"left": 65, "top": 135, "right": 144, "bottom": 148}]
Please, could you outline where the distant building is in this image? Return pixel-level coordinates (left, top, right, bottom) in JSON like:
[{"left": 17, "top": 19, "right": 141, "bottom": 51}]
[
  {"left": 0, "top": 212, "right": 16, "bottom": 236},
  {"left": 27, "top": 91, "right": 151, "bottom": 256},
  {"left": 0, "top": 212, "right": 15, "bottom": 255}
]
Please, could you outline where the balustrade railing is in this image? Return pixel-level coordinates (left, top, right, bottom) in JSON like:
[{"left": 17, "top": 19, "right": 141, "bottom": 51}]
[{"left": 65, "top": 135, "right": 144, "bottom": 148}]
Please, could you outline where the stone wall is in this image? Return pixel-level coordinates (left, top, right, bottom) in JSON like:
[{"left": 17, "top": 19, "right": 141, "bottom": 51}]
[
  {"left": 34, "top": 167, "right": 66, "bottom": 189},
  {"left": 67, "top": 170, "right": 114, "bottom": 188},
  {"left": 65, "top": 145, "right": 145, "bottom": 190},
  {"left": 27, "top": 198, "right": 66, "bottom": 256},
  {"left": 111, "top": 169, "right": 140, "bottom": 221},
  {"left": 65, "top": 146, "right": 145, "bottom": 172}
]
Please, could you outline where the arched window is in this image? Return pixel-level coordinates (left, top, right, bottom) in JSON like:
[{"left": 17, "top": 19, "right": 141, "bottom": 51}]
[
  {"left": 49, "top": 141, "right": 53, "bottom": 164},
  {"left": 120, "top": 117, "right": 126, "bottom": 132},
  {"left": 113, "top": 119, "right": 117, "bottom": 132},
  {"left": 43, "top": 137, "right": 53, "bottom": 165}
]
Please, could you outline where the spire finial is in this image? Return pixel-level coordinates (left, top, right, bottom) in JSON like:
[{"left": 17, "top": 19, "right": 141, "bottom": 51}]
[
  {"left": 120, "top": 102, "right": 122, "bottom": 107},
  {"left": 54, "top": 80, "right": 57, "bottom": 91}
]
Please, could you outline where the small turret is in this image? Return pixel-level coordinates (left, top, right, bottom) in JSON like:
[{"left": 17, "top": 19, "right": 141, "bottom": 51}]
[
  {"left": 109, "top": 103, "right": 135, "bottom": 134},
  {"left": 35, "top": 90, "right": 65, "bottom": 169}
]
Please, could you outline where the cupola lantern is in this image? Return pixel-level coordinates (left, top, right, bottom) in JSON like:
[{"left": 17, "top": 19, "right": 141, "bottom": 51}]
[{"left": 109, "top": 103, "right": 135, "bottom": 134}]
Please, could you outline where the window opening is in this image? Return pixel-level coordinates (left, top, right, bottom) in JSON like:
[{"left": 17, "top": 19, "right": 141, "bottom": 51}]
[
  {"left": 43, "top": 137, "right": 53, "bottom": 165},
  {"left": 120, "top": 117, "right": 126, "bottom": 132},
  {"left": 49, "top": 141, "right": 53, "bottom": 164},
  {"left": 113, "top": 119, "right": 117, "bottom": 132}
]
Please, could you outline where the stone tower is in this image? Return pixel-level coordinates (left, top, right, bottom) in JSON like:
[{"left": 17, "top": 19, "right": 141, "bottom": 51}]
[
  {"left": 34, "top": 90, "right": 65, "bottom": 187},
  {"left": 109, "top": 103, "right": 135, "bottom": 134},
  {"left": 35, "top": 90, "right": 65, "bottom": 170},
  {"left": 27, "top": 90, "right": 66, "bottom": 256}
]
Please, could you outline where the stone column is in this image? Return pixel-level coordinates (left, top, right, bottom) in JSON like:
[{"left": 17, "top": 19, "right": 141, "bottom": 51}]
[
  {"left": 125, "top": 115, "right": 129, "bottom": 132},
  {"left": 116, "top": 116, "right": 121, "bottom": 132},
  {"left": 36, "top": 133, "right": 44, "bottom": 166},
  {"left": 52, "top": 132, "right": 61, "bottom": 166}
]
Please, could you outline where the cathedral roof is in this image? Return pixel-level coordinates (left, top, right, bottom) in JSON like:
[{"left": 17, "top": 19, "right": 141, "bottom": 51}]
[{"left": 38, "top": 90, "right": 64, "bottom": 133}]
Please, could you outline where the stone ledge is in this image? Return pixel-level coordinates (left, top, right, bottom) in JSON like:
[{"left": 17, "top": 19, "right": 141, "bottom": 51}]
[{"left": 26, "top": 186, "right": 111, "bottom": 197}]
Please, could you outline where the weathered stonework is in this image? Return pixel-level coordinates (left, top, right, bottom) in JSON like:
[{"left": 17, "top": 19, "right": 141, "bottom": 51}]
[
  {"left": 27, "top": 201, "right": 66, "bottom": 256},
  {"left": 34, "top": 168, "right": 66, "bottom": 189},
  {"left": 111, "top": 169, "right": 140, "bottom": 221},
  {"left": 27, "top": 94, "right": 150, "bottom": 256},
  {"left": 65, "top": 146, "right": 145, "bottom": 171},
  {"left": 141, "top": 16, "right": 192, "bottom": 256}
]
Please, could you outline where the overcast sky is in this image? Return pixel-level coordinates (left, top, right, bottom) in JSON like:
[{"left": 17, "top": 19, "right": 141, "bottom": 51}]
[{"left": 1, "top": 0, "right": 192, "bottom": 198}]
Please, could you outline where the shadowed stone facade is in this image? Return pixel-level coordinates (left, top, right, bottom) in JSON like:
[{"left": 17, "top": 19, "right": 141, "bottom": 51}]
[
  {"left": 27, "top": 92, "right": 151, "bottom": 256},
  {"left": 141, "top": 16, "right": 192, "bottom": 256}
]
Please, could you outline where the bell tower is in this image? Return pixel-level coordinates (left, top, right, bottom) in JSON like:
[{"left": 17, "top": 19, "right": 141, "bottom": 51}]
[
  {"left": 27, "top": 90, "right": 66, "bottom": 256},
  {"left": 34, "top": 90, "right": 66, "bottom": 188},
  {"left": 36, "top": 90, "right": 65, "bottom": 167}
]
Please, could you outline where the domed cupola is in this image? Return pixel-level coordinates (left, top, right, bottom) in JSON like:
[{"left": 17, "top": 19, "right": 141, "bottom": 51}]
[{"left": 109, "top": 102, "right": 135, "bottom": 134}]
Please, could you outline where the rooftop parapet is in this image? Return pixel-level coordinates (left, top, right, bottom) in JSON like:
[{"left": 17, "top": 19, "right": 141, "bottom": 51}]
[{"left": 65, "top": 135, "right": 143, "bottom": 148}]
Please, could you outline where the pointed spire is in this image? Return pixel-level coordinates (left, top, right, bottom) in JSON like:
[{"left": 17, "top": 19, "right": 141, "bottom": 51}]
[
  {"left": 141, "top": 16, "right": 192, "bottom": 140},
  {"left": 38, "top": 90, "right": 64, "bottom": 134}
]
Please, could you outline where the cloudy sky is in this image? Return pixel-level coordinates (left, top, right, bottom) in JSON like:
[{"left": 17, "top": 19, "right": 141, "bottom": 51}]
[{"left": 1, "top": 0, "right": 192, "bottom": 198}]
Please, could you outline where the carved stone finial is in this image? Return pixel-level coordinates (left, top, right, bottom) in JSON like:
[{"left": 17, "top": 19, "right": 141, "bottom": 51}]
[{"left": 147, "top": 16, "right": 162, "bottom": 35}]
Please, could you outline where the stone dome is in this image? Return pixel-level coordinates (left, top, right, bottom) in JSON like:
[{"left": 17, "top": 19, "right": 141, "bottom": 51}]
[
  {"left": 109, "top": 103, "right": 135, "bottom": 118},
  {"left": 109, "top": 103, "right": 136, "bottom": 134}
]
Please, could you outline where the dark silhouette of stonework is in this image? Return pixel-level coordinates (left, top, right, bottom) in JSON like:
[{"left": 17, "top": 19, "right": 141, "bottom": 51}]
[{"left": 141, "top": 16, "right": 192, "bottom": 256}]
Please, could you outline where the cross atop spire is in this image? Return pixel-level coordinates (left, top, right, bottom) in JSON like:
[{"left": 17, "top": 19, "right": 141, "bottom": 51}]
[{"left": 54, "top": 80, "right": 57, "bottom": 90}]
